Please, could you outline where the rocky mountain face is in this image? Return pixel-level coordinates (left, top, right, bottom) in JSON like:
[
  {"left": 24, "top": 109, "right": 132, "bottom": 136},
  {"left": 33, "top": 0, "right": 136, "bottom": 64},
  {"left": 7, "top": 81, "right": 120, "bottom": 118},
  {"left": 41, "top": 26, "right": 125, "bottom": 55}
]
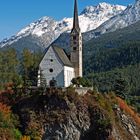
[
  {"left": 1, "top": 0, "right": 140, "bottom": 52},
  {"left": 13, "top": 89, "right": 140, "bottom": 140},
  {"left": 52, "top": 0, "right": 140, "bottom": 52},
  {"left": 0, "top": 3, "right": 125, "bottom": 51},
  {"left": 84, "top": 0, "right": 140, "bottom": 41}
]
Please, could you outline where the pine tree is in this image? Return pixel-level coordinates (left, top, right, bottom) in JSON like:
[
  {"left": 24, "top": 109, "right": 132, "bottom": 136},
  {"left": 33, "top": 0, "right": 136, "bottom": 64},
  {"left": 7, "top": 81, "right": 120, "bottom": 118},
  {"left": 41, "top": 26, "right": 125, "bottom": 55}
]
[{"left": 114, "top": 76, "right": 128, "bottom": 99}]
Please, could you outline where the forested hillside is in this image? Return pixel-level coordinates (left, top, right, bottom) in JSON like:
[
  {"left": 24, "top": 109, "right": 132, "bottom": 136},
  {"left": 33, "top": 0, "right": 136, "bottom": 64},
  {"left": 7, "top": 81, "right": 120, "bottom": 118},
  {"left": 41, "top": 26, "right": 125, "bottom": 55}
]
[
  {"left": 83, "top": 21, "right": 140, "bottom": 111},
  {"left": 83, "top": 20, "right": 140, "bottom": 73}
]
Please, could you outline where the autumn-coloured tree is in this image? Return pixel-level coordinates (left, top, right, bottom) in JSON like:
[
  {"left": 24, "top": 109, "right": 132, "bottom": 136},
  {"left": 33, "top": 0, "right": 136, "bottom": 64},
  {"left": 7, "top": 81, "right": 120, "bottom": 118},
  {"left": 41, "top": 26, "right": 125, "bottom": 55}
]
[
  {"left": 117, "top": 97, "right": 140, "bottom": 125},
  {"left": 0, "top": 103, "right": 22, "bottom": 140}
]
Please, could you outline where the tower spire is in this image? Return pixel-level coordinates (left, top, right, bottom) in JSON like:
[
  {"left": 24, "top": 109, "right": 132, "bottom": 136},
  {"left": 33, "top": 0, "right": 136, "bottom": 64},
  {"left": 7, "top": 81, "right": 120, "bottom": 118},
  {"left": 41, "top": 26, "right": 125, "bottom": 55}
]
[{"left": 72, "top": 0, "right": 80, "bottom": 31}]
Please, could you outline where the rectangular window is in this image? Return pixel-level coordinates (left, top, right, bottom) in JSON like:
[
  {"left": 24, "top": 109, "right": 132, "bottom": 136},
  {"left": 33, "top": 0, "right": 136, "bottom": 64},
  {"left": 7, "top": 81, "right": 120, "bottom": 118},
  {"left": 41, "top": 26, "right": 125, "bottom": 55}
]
[
  {"left": 73, "top": 36, "right": 76, "bottom": 40},
  {"left": 73, "top": 47, "right": 77, "bottom": 51}
]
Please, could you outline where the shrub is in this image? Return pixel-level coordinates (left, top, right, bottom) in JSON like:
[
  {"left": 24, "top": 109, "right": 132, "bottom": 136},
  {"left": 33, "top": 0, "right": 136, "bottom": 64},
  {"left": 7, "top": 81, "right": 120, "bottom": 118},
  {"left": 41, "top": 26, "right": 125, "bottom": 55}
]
[
  {"left": 21, "top": 135, "right": 31, "bottom": 140},
  {"left": 117, "top": 97, "right": 140, "bottom": 125},
  {"left": 71, "top": 77, "right": 92, "bottom": 87}
]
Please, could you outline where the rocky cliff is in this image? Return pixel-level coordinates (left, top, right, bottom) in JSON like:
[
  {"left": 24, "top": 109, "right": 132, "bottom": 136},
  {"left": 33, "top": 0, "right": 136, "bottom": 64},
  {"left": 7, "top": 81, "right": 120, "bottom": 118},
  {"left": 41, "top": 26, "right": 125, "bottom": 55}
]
[{"left": 13, "top": 89, "right": 140, "bottom": 140}]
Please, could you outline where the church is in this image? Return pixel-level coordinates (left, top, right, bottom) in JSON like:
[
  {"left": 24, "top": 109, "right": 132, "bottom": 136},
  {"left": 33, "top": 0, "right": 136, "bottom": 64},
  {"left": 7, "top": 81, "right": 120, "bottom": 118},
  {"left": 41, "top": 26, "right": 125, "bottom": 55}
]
[{"left": 38, "top": 0, "right": 83, "bottom": 87}]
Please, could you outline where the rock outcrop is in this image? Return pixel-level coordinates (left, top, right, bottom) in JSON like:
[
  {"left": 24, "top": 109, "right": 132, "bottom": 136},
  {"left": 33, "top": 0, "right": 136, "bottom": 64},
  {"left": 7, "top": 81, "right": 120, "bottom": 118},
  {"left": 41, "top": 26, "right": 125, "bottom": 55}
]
[{"left": 13, "top": 89, "right": 140, "bottom": 140}]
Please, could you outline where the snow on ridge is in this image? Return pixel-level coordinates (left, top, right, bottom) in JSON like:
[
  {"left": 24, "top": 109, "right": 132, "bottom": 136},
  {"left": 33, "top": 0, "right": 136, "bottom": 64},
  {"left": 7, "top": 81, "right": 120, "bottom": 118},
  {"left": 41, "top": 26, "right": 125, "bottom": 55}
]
[
  {"left": 17, "top": 16, "right": 52, "bottom": 37},
  {"left": 0, "top": 3, "right": 126, "bottom": 48},
  {"left": 55, "top": 3, "right": 126, "bottom": 33},
  {"left": 12, "top": 2, "right": 127, "bottom": 36},
  {"left": 80, "top": 2, "right": 126, "bottom": 15}
]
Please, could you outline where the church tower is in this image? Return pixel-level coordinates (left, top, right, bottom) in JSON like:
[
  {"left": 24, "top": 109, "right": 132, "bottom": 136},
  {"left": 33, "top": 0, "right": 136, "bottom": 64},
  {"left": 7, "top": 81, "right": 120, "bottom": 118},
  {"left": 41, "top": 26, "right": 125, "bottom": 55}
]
[{"left": 70, "top": 0, "right": 83, "bottom": 77}]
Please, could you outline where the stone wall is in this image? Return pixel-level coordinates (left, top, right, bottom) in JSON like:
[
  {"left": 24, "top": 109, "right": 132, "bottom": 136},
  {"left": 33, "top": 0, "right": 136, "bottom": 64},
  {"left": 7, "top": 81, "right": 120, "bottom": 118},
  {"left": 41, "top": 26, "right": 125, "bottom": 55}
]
[{"left": 75, "top": 87, "right": 93, "bottom": 95}]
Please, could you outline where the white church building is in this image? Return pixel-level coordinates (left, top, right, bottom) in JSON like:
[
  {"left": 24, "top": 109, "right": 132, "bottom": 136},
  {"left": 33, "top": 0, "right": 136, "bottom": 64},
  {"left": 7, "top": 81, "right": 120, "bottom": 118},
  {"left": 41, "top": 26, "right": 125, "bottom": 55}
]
[{"left": 38, "top": 0, "right": 83, "bottom": 87}]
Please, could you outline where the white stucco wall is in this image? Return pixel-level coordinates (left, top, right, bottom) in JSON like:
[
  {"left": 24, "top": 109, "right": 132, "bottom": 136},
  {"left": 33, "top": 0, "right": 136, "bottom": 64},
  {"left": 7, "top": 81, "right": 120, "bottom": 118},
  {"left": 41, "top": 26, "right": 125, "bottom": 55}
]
[
  {"left": 64, "top": 66, "right": 75, "bottom": 87},
  {"left": 39, "top": 46, "right": 64, "bottom": 87}
]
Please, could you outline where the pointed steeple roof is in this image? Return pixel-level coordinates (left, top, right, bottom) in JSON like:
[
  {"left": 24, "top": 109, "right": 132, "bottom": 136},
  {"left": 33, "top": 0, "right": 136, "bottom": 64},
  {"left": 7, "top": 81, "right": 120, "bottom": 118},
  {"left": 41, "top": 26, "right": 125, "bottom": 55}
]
[{"left": 72, "top": 0, "right": 80, "bottom": 32}]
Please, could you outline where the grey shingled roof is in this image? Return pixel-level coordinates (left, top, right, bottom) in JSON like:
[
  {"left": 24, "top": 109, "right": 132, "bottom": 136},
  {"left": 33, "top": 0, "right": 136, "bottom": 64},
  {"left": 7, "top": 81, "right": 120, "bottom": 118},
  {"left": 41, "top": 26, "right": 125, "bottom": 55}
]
[{"left": 52, "top": 46, "right": 73, "bottom": 67}]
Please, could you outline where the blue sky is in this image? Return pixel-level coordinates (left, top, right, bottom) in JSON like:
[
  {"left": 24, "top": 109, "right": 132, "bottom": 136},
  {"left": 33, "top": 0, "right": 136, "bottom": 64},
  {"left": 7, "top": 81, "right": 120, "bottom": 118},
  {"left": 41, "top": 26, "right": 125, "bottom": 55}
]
[{"left": 0, "top": 0, "right": 135, "bottom": 41}]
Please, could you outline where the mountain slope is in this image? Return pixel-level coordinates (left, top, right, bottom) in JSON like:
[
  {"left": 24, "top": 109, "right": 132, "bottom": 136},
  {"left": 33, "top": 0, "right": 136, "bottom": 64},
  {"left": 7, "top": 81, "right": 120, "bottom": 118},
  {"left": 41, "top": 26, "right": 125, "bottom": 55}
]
[
  {"left": 84, "top": 0, "right": 140, "bottom": 41},
  {"left": 53, "top": 0, "right": 140, "bottom": 52},
  {"left": 83, "top": 20, "right": 140, "bottom": 73},
  {"left": 82, "top": 20, "right": 140, "bottom": 111},
  {"left": 0, "top": 3, "right": 125, "bottom": 51}
]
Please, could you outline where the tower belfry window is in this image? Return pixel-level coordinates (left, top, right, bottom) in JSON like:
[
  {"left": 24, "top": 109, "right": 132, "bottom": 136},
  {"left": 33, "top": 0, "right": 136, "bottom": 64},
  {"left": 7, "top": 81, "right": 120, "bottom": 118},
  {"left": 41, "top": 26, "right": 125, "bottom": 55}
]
[
  {"left": 73, "top": 36, "right": 76, "bottom": 40},
  {"left": 73, "top": 47, "right": 77, "bottom": 50}
]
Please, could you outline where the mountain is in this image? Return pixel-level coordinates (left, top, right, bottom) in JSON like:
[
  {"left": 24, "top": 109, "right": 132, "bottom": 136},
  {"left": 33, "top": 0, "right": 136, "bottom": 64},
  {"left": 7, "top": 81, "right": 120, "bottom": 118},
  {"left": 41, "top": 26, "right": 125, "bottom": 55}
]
[
  {"left": 83, "top": 20, "right": 140, "bottom": 73},
  {"left": 0, "top": 3, "right": 125, "bottom": 51},
  {"left": 82, "top": 20, "right": 140, "bottom": 112},
  {"left": 84, "top": 0, "right": 140, "bottom": 41},
  {"left": 52, "top": 0, "right": 140, "bottom": 52}
]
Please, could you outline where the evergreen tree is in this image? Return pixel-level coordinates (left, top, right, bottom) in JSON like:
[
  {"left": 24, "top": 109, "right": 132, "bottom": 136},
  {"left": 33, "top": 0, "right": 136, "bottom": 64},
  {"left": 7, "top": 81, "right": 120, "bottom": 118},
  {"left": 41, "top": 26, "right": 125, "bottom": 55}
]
[
  {"left": 21, "top": 49, "right": 42, "bottom": 86},
  {"left": 113, "top": 76, "right": 129, "bottom": 99},
  {"left": 0, "top": 49, "right": 21, "bottom": 89}
]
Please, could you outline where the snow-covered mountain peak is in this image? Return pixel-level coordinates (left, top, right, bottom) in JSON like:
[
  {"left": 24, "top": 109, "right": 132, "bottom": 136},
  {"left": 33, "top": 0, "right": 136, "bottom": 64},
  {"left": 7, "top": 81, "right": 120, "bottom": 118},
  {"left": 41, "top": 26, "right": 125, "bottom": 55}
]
[
  {"left": 97, "top": 2, "right": 118, "bottom": 9},
  {"left": 0, "top": 3, "right": 126, "bottom": 48},
  {"left": 17, "top": 16, "right": 54, "bottom": 37},
  {"left": 98, "top": 2, "right": 126, "bottom": 9},
  {"left": 77, "top": 3, "right": 126, "bottom": 32},
  {"left": 15, "top": 2, "right": 127, "bottom": 36},
  {"left": 84, "top": 0, "right": 140, "bottom": 41},
  {"left": 80, "top": 2, "right": 126, "bottom": 15}
]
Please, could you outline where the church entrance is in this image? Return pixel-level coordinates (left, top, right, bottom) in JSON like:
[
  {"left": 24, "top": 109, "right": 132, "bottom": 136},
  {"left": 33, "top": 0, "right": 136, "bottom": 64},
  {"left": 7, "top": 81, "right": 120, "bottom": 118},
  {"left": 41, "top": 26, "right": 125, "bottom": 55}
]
[{"left": 49, "top": 78, "right": 57, "bottom": 87}]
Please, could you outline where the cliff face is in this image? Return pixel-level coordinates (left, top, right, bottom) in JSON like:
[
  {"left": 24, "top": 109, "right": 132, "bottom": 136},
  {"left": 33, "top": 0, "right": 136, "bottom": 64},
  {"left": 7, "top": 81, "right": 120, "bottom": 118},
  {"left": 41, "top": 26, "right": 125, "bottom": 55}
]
[{"left": 13, "top": 89, "right": 140, "bottom": 140}]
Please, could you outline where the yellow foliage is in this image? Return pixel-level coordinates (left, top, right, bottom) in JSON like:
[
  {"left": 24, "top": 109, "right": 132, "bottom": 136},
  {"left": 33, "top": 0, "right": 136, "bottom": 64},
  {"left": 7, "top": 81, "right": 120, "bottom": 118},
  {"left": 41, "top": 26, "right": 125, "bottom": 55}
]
[
  {"left": 117, "top": 97, "right": 140, "bottom": 125},
  {"left": 21, "top": 135, "right": 31, "bottom": 140}
]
